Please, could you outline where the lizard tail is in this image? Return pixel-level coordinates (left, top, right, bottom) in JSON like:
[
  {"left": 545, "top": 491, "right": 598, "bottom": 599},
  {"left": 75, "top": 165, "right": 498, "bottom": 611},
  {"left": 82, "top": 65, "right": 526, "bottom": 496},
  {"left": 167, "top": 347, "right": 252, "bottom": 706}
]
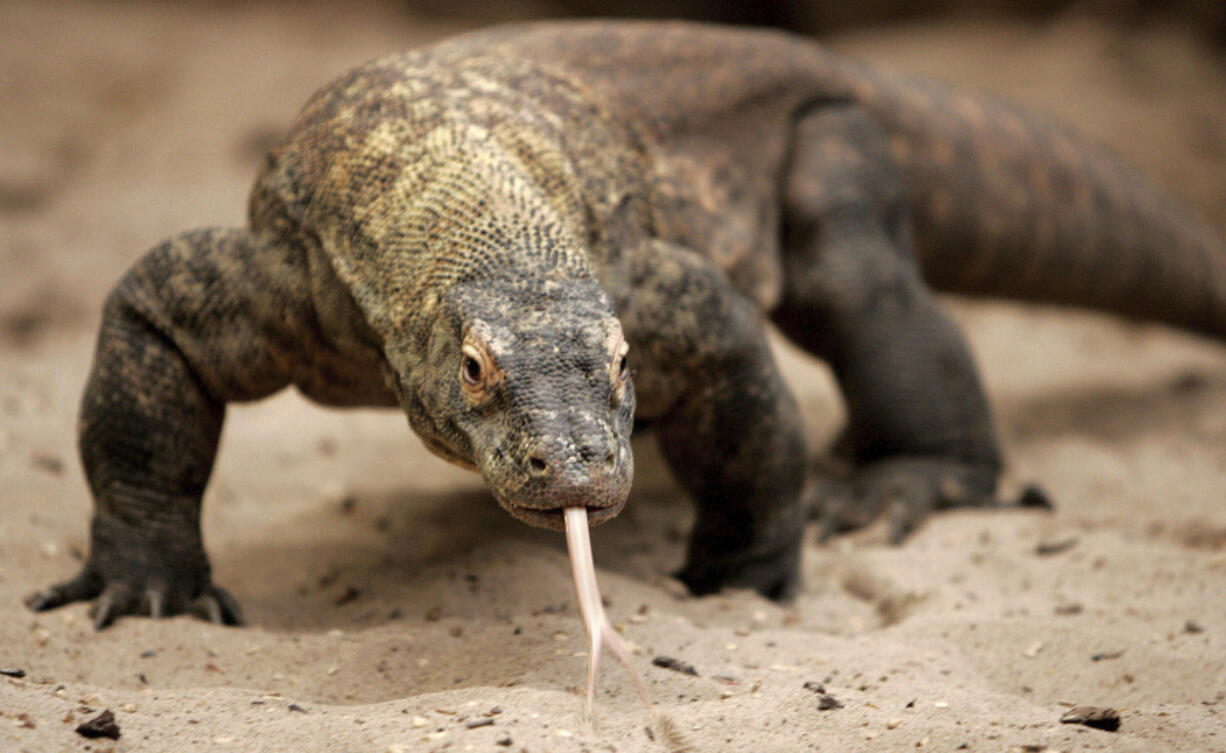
[
  {"left": 840, "top": 58, "right": 1226, "bottom": 341},
  {"left": 921, "top": 150, "right": 1226, "bottom": 342}
]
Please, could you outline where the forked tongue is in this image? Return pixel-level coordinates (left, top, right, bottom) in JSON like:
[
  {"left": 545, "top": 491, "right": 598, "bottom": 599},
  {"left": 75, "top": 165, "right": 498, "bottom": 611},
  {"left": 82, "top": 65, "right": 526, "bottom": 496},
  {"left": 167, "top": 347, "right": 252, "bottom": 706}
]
[{"left": 563, "top": 506, "right": 653, "bottom": 719}]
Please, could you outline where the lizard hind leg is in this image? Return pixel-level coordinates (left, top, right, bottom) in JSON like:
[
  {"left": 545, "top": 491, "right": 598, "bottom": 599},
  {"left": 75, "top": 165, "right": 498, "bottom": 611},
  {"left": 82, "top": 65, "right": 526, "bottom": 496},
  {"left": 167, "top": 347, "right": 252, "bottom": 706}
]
[{"left": 771, "top": 104, "right": 1040, "bottom": 542}]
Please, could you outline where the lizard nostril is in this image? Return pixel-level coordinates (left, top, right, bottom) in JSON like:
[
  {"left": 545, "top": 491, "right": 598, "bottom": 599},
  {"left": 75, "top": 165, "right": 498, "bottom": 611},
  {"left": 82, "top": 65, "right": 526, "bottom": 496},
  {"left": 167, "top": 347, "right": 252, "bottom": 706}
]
[
  {"left": 527, "top": 455, "right": 549, "bottom": 476},
  {"left": 603, "top": 451, "right": 616, "bottom": 472}
]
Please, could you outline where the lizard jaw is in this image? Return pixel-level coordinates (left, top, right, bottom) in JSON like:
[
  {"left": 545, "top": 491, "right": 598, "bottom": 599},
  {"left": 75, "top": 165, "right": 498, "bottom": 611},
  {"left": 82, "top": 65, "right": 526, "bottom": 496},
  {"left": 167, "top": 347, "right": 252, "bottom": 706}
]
[{"left": 505, "top": 499, "right": 625, "bottom": 530}]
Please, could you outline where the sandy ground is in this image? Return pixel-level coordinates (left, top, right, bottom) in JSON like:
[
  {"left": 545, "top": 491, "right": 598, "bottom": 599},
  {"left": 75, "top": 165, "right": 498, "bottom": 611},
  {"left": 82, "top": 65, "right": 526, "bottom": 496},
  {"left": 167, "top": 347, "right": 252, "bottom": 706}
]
[{"left": 2, "top": 2, "right": 1225, "bottom": 751}]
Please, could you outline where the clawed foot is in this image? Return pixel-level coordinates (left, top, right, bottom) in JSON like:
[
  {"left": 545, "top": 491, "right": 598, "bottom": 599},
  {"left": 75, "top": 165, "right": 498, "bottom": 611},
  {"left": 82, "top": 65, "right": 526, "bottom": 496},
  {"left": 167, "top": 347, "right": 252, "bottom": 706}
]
[
  {"left": 26, "top": 567, "right": 243, "bottom": 630},
  {"left": 814, "top": 457, "right": 1052, "bottom": 543},
  {"left": 26, "top": 510, "right": 245, "bottom": 629},
  {"left": 675, "top": 532, "right": 803, "bottom": 602}
]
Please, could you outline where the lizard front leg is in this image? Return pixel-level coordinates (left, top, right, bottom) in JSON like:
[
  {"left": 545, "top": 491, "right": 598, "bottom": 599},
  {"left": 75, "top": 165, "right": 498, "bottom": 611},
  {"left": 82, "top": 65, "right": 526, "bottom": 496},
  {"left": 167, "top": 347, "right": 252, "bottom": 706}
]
[
  {"left": 620, "top": 241, "right": 808, "bottom": 600},
  {"left": 772, "top": 104, "right": 1031, "bottom": 542},
  {"left": 26, "top": 227, "right": 343, "bottom": 628}
]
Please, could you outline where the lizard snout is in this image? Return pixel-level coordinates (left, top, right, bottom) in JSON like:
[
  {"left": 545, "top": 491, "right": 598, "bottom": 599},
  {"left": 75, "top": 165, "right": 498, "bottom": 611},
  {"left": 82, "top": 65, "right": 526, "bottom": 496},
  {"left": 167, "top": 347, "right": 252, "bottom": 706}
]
[
  {"left": 521, "top": 434, "right": 619, "bottom": 481},
  {"left": 489, "top": 425, "right": 633, "bottom": 530}
]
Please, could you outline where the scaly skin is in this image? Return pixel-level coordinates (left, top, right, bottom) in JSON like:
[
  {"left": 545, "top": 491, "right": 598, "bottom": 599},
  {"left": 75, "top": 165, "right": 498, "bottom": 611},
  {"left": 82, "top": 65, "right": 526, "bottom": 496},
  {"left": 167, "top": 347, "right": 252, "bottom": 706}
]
[{"left": 28, "top": 21, "right": 1226, "bottom": 628}]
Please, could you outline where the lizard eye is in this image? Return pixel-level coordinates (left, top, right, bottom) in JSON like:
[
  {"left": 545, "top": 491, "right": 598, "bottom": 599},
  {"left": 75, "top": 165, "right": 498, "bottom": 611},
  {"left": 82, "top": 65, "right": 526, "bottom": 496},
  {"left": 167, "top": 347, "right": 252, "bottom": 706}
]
[
  {"left": 461, "top": 354, "right": 483, "bottom": 386},
  {"left": 610, "top": 340, "right": 630, "bottom": 405},
  {"left": 459, "top": 339, "right": 499, "bottom": 400}
]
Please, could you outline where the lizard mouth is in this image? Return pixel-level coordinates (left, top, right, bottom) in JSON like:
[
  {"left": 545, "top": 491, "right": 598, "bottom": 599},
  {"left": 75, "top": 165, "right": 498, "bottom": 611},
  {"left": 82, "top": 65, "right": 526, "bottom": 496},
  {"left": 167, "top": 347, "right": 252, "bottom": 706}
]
[{"left": 507, "top": 500, "right": 625, "bottom": 530}]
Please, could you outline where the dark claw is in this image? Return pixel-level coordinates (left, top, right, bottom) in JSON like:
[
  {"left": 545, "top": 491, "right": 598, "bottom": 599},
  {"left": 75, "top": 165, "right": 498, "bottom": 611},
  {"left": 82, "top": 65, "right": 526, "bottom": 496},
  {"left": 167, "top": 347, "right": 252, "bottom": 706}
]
[
  {"left": 202, "top": 596, "right": 223, "bottom": 624},
  {"left": 91, "top": 601, "right": 115, "bottom": 631},
  {"left": 196, "top": 587, "right": 244, "bottom": 626},
  {"left": 886, "top": 499, "right": 918, "bottom": 545},
  {"left": 213, "top": 587, "right": 245, "bottom": 626},
  {"left": 145, "top": 589, "right": 166, "bottom": 620},
  {"left": 90, "top": 584, "right": 135, "bottom": 630}
]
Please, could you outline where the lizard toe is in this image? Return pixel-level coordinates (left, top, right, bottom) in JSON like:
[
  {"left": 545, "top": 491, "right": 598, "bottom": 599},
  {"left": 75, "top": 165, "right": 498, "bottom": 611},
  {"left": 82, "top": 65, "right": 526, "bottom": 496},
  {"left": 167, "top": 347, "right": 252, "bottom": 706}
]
[
  {"left": 194, "top": 586, "right": 244, "bottom": 626},
  {"left": 816, "top": 480, "right": 881, "bottom": 541},
  {"left": 25, "top": 569, "right": 103, "bottom": 612},
  {"left": 142, "top": 587, "right": 167, "bottom": 620},
  {"left": 90, "top": 583, "right": 139, "bottom": 630}
]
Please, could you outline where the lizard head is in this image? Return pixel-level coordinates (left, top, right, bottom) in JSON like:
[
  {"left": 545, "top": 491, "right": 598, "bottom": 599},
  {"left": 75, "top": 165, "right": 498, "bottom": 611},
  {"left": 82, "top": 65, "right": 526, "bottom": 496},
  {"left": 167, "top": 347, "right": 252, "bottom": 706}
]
[{"left": 406, "top": 273, "right": 635, "bottom": 530}]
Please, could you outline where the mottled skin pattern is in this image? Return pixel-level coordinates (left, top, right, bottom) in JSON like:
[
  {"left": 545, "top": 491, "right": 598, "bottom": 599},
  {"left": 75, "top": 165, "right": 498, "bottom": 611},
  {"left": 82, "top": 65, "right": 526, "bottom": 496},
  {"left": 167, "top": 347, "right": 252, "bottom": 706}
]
[{"left": 28, "top": 21, "right": 1226, "bottom": 628}]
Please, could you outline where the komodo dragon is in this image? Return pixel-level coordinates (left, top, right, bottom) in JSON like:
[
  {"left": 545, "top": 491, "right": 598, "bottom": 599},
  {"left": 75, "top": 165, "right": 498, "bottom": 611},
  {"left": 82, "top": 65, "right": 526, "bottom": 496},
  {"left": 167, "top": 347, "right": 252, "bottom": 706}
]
[{"left": 27, "top": 21, "right": 1226, "bottom": 629}]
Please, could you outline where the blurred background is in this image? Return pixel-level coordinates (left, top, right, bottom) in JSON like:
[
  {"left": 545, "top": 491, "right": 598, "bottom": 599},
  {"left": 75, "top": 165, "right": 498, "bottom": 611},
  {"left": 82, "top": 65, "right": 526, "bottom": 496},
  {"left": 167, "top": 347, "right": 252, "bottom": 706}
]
[
  {"left": 410, "top": 0, "right": 1226, "bottom": 45},
  {"left": 1, "top": 0, "right": 1224, "bottom": 344}
]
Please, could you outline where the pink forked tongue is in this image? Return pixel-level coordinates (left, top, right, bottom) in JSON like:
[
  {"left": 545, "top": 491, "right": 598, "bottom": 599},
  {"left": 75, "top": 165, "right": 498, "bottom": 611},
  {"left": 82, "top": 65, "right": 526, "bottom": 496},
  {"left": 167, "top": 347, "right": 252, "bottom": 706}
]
[{"left": 563, "top": 506, "right": 653, "bottom": 718}]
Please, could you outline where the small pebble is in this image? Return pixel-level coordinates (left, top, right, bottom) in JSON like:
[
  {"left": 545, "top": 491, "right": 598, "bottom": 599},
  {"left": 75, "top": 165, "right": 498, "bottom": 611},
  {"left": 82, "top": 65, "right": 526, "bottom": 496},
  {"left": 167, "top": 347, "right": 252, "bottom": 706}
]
[
  {"left": 1035, "top": 538, "right": 1077, "bottom": 556},
  {"left": 31, "top": 452, "right": 64, "bottom": 475},
  {"left": 652, "top": 656, "right": 698, "bottom": 676},
  {"left": 75, "top": 709, "right": 120, "bottom": 740},
  {"left": 817, "top": 694, "right": 844, "bottom": 711},
  {"left": 1060, "top": 705, "right": 1120, "bottom": 732}
]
